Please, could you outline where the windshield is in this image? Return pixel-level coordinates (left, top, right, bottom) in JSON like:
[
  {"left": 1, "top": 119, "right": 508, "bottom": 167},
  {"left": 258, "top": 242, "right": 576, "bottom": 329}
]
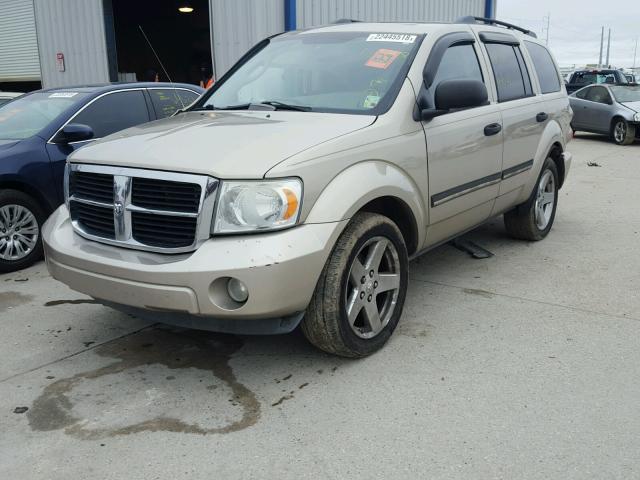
[
  {"left": 572, "top": 71, "right": 628, "bottom": 86},
  {"left": 0, "top": 92, "right": 88, "bottom": 140},
  {"left": 610, "top": 85, "right": 640, "bottom": 103},
  {"left": 199, "top": 32, "right": 422, "bottom": 115}
]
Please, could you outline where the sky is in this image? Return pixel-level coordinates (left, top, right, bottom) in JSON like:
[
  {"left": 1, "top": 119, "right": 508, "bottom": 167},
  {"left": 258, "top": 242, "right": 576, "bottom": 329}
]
[{"left": 496, "top": 0, "right": 639, "bottom": 68}]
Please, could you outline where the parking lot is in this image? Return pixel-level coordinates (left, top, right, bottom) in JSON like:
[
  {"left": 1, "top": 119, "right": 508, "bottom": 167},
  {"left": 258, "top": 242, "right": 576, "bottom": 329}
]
[{"left": 1, "top": 135, "right": 639, "bottom": 479}]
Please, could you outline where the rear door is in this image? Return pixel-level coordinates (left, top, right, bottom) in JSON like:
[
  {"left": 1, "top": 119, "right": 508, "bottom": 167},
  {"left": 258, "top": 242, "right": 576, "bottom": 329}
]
[
  {"left": 46, "top": 89, "right": 151, "bottom": 200},
  {"left": 421, "top": 33, "right": 503, "bottom": 233},
  {"left": 478, "top": 32, "right": 545, "bottom": 195}
]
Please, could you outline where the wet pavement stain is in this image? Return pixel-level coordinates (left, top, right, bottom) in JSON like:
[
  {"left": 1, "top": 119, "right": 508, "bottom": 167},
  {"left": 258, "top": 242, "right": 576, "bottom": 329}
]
[
  {"left": 44, "top": 299, "right": 100, "bottom": 307},
  {"left": 0, "top": 291, "right": 34, "bottom": 312},
  {"left": 462, "top": 288, "right": 495, "bottom": 299},
  {"left": 27, "top": 328, "right": 260, "bottom": 439}
]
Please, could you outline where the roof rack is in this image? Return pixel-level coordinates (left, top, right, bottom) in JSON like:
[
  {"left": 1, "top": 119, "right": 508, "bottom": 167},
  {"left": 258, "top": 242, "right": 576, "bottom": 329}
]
[
  {"left": 333, "top": 18, "right": 361, "bottom": 24},
  {"left": 456, "top": 16, "right": 537, "bottom": 38}
]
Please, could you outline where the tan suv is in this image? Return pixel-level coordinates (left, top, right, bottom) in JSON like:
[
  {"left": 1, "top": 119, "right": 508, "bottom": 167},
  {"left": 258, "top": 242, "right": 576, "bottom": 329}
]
[{"left": 43, "top": 18, "right": 573, "bottom": 357}]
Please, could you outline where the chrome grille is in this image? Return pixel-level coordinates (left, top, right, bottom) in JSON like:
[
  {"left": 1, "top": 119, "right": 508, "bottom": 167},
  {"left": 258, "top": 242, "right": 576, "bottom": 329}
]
[{"left": 66, "top": 164, "right": 218, "bottom": 253}]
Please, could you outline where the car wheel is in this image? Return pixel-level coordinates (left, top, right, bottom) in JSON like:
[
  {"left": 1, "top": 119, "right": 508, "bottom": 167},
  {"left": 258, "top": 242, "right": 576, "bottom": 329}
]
[
  {"left": 0, "top": 190, "right": 45, "bottom": 273},
  {"left": 301, "top": 212, "right": 408, "bottom": 358},
  {"left": 611, "top": 118, "right": 636, "bottom": 145},
  {"left": 504, "top": 157, "right": 559, "bottom": 241}
]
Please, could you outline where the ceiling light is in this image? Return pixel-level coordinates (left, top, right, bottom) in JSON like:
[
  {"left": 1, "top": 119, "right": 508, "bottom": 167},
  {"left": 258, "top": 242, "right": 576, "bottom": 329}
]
[{"left": 178, "top": 3, "right": 194, "bottom": 13}]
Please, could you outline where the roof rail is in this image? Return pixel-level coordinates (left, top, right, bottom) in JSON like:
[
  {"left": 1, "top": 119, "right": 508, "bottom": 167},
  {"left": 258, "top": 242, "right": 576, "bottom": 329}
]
[
  {"left": 333, "top": 18, "right": 361, "bottom": 24},
  {"left": 456, "top": 16, "right": 537, "bottom": 38}
]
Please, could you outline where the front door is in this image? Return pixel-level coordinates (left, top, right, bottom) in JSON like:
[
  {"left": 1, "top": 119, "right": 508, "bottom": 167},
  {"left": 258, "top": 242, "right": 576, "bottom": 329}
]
[{"left": 422, "top": 41, "right": 503, "bottom": 233}]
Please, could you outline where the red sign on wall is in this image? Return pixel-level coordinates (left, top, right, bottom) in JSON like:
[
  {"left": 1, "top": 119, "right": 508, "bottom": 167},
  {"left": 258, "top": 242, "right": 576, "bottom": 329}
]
[{"left": 56, "top": 52, "right": 65, "bottom": 72}]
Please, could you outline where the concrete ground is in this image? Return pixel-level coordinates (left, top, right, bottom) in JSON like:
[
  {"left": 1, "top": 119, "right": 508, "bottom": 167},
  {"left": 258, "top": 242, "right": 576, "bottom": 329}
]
[{"left": 1, "top": 135, "right": 639, "bottom": 479}]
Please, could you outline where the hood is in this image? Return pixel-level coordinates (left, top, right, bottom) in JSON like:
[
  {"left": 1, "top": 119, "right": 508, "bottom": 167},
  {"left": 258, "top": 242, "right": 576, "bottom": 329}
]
[
  {"left": 621, "top": 101, "right": 640, "bottom": 113},
  {"left": 0, "top": 139, "right": 20, "bottom": 153},
  {"left": 69, "top": 111, "right": 375, "bottom": 178}
]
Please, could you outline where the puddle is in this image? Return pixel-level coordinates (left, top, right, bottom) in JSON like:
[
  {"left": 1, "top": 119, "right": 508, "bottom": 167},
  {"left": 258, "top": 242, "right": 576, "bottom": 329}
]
[
  {"left": 27, "top": 328, "right": 260, "bottom": 439},
  {"left": 0, "top": 291, "right": 34, "bottom": 312}
]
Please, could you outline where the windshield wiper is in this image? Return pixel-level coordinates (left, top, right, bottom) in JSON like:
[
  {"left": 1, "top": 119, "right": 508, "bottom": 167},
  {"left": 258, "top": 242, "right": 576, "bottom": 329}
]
[
  {"left": 190, "top": 104, "right": 216, "bottom": 112},
  {"left": 214, "top": 101, "right": 312, "bottom": 112}
]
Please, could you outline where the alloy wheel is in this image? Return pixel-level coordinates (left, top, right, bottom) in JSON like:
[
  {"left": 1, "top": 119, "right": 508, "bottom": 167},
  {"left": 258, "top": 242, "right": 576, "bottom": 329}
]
[
  {"left": 344, "top": 236, "right": 401, "bottom": 339},
  {"left": 534, "top": 170, "right": 556, "bottom": 230},
  {"left": 614, "top": 121, "right": 627, "bottom": 144},
  {"left": 0, "top": 205, "right": 39, "bottom": 261}
]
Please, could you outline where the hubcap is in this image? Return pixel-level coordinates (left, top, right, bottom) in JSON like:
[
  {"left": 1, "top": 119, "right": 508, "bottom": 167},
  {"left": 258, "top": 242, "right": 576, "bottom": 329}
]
[
  {"left": 0, "top": 205, "right": 39, "bottom": 261},
  {"left": 344, "top": 236, "right": 401, "bottom": 339},
  {"left": 614, "top": 121, "right": 626, "bottom": 143},
  {"left": 534, "top": 170, "right": 556, "bottom": 230}
]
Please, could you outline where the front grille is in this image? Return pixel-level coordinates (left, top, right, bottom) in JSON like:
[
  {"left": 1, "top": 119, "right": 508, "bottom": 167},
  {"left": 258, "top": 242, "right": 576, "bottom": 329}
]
[
  {"left": 132, "top": 177, "right": 201, "bottom": 213},
  {"left": 67, "top": 164, "right": 217, "bottom": 253},
  {"left": 70, "top": 202, "right": 115, "bottom": 239},
  {"left": 70, "top": 171, "right": 114, "bottom": 203},
  {"left": 132, "top": 212, "right": 198, "bottom": 248}
]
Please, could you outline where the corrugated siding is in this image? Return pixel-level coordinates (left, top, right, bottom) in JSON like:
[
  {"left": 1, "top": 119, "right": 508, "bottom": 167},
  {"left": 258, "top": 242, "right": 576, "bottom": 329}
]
[
  {"left": 0, "top": 0, "right": 40, "bottom": 81},
  {"left": 210, "top": 0, "right": 284, "bottom": 77},
  {"left": 33, "top": 0, "right": 110, "bottom": 88},
  {"left": 296, "top": 0, "right": 486, "bottom": 27}
]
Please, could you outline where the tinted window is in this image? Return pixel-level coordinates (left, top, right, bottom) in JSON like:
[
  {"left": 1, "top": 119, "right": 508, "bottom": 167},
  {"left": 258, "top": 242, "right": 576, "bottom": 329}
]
[
  {"left": 575, "top": 87, "right": 589, "bottom": 99},
  {"left": 149, "top": 89, "right": 199, "bottom": 118},
  {"left": 485, "top": 43, "right": 532, "bottom": 102},
  {"left": 73, "top": 90, "right": 150, "bottom": 138},
  {"left": 525, "top": 42, "right": 561, "bottom": 93},
  {"left": 431, "top": 43, "right": 484, "bottom": 88},
  {"left": 585, "top": 86, "right": 611, "bottom": 104}
]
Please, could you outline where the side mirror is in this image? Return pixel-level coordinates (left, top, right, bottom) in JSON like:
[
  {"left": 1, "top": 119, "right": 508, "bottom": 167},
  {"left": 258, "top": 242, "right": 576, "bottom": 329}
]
[
  {"left": 53, "top": 123, "right": 94, "bottom": 144},
  {"left": 420, "top": 79, "right": 489, "bottom": 121}
]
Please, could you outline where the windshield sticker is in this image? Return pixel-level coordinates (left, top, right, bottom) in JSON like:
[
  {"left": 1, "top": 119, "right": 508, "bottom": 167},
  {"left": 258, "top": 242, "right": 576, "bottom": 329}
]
[
  {"left": 363, "top": 95, "right": 380, "bottom": 109},
  {"left": 365, "top": 49, "right": 401, "bottom": 70},
  {"left": 366, "top": 33, "right": 417, "bottom": 43},
  {"left": 49, "top": 92, "right": 78, "bottom": 98}
]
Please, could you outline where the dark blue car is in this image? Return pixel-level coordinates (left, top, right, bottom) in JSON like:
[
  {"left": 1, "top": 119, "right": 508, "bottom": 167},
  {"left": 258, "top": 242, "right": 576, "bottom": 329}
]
[{"left": 0, "top": 82, "right": 203, "bottom": 272}]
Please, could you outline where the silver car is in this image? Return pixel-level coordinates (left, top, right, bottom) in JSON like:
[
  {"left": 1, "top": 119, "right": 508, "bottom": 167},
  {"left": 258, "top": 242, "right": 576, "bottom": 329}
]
[
  {"left": 569, "top": 84, "right": 640, "bottom": 145},
  {"left": 43, "top": 19, "right": 573, "bottom": 357}
]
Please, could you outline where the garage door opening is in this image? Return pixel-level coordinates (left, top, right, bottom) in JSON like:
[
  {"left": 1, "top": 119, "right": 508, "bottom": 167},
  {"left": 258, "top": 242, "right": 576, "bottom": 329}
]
[{"left": 111, "top": 0, "right": 212, "bottom": 87}]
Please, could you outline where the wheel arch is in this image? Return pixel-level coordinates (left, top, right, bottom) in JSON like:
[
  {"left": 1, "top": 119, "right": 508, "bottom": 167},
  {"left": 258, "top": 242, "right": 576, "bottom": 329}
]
[
  {"left": 0, "top": 178, "right": 55, "bottom": 215},
  {"left": 304, "top": 161, "right": 426, "bottom": 255}
]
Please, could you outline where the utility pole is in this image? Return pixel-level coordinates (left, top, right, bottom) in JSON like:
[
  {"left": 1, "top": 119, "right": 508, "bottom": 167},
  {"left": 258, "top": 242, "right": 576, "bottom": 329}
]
[
  {"left": 633, "top": 37, "right": 638, "bottom": 70},
  {"left": 605, "top": 28, "right": 611, "bottom": 67},
  {"left": 543, "top": 13, "right": 550, "bottom": 45},
  {"left": 598, "top": 27, "right": 604, "bottom": 68}
]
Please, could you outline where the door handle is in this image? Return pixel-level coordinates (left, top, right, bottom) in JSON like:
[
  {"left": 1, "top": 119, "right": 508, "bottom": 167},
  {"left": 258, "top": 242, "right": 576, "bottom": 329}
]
[
  {"left": 484, "top": 123, "right": 502, "bottom": 136},
  {"left": 536, "top": 112, "right": 548, "bottom": 122}
]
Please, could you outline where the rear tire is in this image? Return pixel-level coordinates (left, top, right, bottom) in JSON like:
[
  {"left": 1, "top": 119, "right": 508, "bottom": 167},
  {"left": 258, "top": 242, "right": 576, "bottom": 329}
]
[
  {"left": 504, "top": 158, "right": 559, "bottom": 241},
  {"left": 0, "top": 190, "right": 45, "bottom": 273},
  {"left": 301, "top": 212, "right": 408, "bottom": 358},
  {"left": 611, "top": 118, "right": 636, "bottom": 145}
]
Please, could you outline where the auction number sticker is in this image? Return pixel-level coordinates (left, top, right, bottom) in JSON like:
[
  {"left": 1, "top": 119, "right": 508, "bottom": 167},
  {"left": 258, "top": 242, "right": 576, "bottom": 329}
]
[
  {"left": 49, "top": 92, "right": 78, "bottom": 98},
  {"left": 366, "top": 33, "right": 417, "bottom": 43}
]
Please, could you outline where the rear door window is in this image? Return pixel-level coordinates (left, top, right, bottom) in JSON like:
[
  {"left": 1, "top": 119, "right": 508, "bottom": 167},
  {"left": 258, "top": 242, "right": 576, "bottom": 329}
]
[
  {"left": 485, "top": 43, "right": 533, "bottom": 102},
  {"left": 524, "top": 41, "right": 561, "bottom": 93},
  {"left": 73, "top": 90, "right": 150, "bottom": 138},
  {"left": 149, "top": 89, "right": 199, "bottom": 118}
]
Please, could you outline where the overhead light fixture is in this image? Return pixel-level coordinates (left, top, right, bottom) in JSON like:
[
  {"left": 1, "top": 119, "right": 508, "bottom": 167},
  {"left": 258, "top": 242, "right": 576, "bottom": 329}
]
[{"left": 178, "top": 2, "right": 194, "bottom": 13}]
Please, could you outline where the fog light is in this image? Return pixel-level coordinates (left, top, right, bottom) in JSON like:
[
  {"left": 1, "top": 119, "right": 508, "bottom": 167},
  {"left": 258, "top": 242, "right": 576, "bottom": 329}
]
[{"left": 227, "top": 278, "right": 249, "bottom": 303}]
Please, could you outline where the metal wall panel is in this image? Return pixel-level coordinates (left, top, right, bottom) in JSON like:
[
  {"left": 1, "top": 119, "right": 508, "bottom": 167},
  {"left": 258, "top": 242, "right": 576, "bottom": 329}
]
[
  {"left": 33, "top": 0, "right": 110, "bottom": 88},
  {"left": 296, "top": 0, "right": 486, "bottom": 28},
  {"left": 210, "top": 0, "right": 284, "bottom": 78},
  {"left": 0, "top": 0, "right": 40, "bottom": 81}
]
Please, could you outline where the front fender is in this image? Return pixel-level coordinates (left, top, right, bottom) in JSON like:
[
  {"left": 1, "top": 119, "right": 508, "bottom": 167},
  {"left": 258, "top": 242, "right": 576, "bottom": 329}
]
[{"left": 305, "top": 161, "right": 427, "bottom": 245}]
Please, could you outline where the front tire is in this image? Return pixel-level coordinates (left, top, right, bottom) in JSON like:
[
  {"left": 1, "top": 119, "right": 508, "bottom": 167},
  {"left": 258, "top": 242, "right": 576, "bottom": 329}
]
[
  {"left": 504, "top": 158, "right": 559, "bottom": 241},
  {"left": 301, "top": 212, "right": 408, "bottom": 358},
  {"left": 0, "top": 190, "right": 45, "bottom": 273},
  {"left": 611, "top": 118, "right": 636, "bottom": 145}
]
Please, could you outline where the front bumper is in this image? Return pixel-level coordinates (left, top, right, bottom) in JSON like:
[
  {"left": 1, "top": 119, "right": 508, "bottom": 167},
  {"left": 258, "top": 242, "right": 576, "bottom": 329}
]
[{"left": 43, "top": 206, "right": 347, "bottom": 333}]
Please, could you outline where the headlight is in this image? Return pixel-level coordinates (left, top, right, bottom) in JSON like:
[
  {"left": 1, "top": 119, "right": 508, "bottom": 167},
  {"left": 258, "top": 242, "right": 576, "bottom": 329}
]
[
  {"left": 634, "top": 112, "right": 640, "bottom": 122},
  {"left": 212, "top": 179, "right": 302, "bottom": 234}
]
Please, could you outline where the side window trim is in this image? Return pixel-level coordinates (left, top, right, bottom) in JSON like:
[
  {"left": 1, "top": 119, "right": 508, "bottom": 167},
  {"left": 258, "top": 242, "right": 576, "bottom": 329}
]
[
  {"left": 422, "top": 31, "right": 476, "bottom": 89},
  {"left": 513, "top": 46, "right": 534, "bottom": 97},
  {"left": 47, "top": 88, "right": 146, "bottom": 144}
]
